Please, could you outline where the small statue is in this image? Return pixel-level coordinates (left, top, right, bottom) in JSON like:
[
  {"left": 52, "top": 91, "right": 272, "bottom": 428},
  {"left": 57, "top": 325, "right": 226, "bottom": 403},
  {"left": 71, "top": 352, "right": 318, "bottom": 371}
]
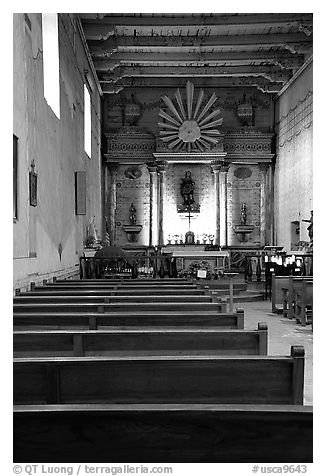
[
  {"left": 240, "top": 203, "right": 247, "bottom": 225},
  {"left": 180, "top": 171, "right": 195, "bottom": 206},
  {"left": 129, "top": 202, "right": 137, "bottom": 225}
]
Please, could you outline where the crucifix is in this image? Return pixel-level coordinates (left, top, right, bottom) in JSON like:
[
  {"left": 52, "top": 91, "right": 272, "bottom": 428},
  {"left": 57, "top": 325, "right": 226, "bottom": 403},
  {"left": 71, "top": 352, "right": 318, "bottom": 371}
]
[{"left": 186, "top": 205, "right": 194, "bottom": 231}]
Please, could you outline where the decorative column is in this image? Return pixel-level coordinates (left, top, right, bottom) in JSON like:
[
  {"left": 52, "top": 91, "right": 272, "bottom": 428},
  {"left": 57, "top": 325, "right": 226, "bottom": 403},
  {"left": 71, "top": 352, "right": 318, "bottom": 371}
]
[
  {"left": 107, "top": 162, "right": 119, "bottom": 246},
  {"left": 147, "top": 164, "right": 158, "bottom": 247},
  {"left": 211, "top": 162, "right": 221, "bottom": 245},
  {"left": 219, "top": 162, "right": 230, "bottom": 247},
  {"left": 259, "top": 163, "right": 270, "bottom": 247},
  {"left": 157, "top": 161, "right": 167, "bottom": 246}
]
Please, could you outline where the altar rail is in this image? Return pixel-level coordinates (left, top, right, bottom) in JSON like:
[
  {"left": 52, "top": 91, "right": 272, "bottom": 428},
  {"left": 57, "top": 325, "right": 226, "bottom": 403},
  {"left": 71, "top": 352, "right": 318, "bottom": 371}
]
[{"left": 79, "top": 256, "right": 177, "bottom": 280}]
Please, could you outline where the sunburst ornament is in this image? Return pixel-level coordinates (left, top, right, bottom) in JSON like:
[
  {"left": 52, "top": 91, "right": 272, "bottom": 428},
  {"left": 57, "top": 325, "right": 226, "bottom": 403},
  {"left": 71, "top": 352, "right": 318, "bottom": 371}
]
[{"left": 158, "top": 81, "right": 223, "bottom": 152}]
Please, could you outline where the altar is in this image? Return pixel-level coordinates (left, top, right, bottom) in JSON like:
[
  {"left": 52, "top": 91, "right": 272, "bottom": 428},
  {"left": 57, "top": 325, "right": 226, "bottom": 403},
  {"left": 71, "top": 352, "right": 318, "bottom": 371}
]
[{"left": 161, "top": 245, "right": 229, "bottom": 270}]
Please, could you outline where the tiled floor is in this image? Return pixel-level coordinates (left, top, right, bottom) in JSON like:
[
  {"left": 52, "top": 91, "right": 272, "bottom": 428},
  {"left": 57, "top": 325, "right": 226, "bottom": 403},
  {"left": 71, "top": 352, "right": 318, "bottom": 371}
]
[{"left": 240, "top": 300, "right": 313, "bottom": 406}]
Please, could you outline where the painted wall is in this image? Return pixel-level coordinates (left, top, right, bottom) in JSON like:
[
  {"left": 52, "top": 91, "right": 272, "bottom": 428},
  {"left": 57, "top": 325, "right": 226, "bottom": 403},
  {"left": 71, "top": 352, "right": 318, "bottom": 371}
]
[
  {"left": 274, "top": 60, "right": 313, "bottom": 251},
  {"left": 13, "top": 14, "right": 102, "bottom": 290}
]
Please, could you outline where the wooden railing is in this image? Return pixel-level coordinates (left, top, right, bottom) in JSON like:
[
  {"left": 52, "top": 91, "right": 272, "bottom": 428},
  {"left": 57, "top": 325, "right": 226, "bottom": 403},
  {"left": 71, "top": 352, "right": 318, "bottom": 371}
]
[{"left": 79, "top": 256, "right": 178, "bottom": 279}]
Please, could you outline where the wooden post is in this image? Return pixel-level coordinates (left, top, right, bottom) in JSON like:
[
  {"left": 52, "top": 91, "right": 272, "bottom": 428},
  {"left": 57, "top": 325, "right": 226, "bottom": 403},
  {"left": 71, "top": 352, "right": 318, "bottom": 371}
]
[
  {"left": 220, "top": 298, "right": 228, "bottom": 313},
  {"left": 291, "top": 345, "right": 305, "bottom": 405},
  {"left": 46, "top": 365, "right": 60, "bottom": 404},
  {"left": 89, "top": 317, "right": 97, "bottom": 330},
  {"left": 258, "top": 322, "right": 268, "bottom": 355},
  {"left": 236, "top": 308, "right": 245, "bottom": 329},
  {"left": 271, "top": 273, "right": 276, "bottom": 310},
  {"left": 73, "top": 335, "right": 84, "bottom": 357},
  {"left": 229, "top": 277, "right": 234, "bottom": 313}
]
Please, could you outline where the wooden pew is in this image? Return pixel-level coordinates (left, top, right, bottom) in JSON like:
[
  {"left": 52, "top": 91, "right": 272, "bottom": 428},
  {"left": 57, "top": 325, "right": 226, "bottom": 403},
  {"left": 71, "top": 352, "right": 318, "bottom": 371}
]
[
  {"left": 43, "top": 282, "right": 197, "bottom": 289},
  {"left": 13, "top": 403, "right": 313, "bottom": 462},
  {"left": 293, "top": 280, "right": 313, "bottom": 326},
  {"left": 13, "top": 322, "right": 267, "bottom": 357},
  {"left": 13, "top": 345, "right": 304, "bottom": 405},
  {"left": 32, "top": 285, "right": 203, "bottom": 295},
  {"left": 13, "top": 308, "right": 244, "bottom": 330},
  {"left": 54, "top": 278, "right": 192, "bottom": 284},
  {"left": 272, "top": 275, "right": 312, "bottom": 314},
  {"left": 14, "top": 294, "right": 213, "bottom": 305},
  {"left": 282, "top": 277, "right": 311, "bottom": 319},
  {"left": 13, "top": 301, "right": 227, "bottom": 314}
]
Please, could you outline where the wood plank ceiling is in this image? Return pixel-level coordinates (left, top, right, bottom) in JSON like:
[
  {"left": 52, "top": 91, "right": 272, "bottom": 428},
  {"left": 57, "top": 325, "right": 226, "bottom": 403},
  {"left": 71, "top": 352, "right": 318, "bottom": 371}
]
[{"left": 79, "top": 13, "right": 313, "bottom": 95}]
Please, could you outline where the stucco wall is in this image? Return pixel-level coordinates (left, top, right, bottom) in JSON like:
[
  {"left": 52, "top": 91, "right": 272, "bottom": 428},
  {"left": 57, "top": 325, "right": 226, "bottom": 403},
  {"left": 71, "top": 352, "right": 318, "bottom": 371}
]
[
  {"left": 13, "top": 14, "right": 102, "bottom": 290},
  {"left": 274, "top": 60, "right": 313, "bottom": 251}
]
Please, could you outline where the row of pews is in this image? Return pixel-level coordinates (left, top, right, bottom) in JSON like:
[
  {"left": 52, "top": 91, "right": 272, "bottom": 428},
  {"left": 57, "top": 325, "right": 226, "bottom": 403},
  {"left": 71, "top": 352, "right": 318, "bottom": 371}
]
[
  {"left": 271, "top": 275, "right": 313, "bottom": 326},
  {"left": 13, "top": 277, "right": 312, "bottom": 463}
]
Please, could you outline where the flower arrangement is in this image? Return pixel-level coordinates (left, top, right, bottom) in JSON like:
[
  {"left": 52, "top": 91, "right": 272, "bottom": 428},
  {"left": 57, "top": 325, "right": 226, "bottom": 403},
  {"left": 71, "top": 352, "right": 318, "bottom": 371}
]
[{"left": 178, "top": 260, "right": 213, "bottom": 279}]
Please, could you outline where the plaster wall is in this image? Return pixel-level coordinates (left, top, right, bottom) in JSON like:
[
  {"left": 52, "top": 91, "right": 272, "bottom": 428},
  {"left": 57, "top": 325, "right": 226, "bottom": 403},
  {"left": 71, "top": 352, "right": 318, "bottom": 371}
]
[
  {"left": 274, "top": 60, "right": 313, "bottom": 251},
  {"left": 13, "top": 14, "right": 102, "bottom": 290}
]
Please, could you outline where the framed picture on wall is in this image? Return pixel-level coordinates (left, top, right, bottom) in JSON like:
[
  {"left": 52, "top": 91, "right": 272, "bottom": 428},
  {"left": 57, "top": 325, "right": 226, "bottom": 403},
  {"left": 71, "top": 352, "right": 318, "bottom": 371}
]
[{"left": 29, "top": 167, "right": 37, "bottom": 207}]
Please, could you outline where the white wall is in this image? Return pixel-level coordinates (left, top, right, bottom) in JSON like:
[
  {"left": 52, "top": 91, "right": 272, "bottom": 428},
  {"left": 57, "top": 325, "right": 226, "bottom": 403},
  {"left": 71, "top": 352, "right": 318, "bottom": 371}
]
[
  {"left": 274, "top": 59, "right": 313, "bottom": 251},
  {"left": 13, "top": 14, "right": 102, "bottom": 290}
]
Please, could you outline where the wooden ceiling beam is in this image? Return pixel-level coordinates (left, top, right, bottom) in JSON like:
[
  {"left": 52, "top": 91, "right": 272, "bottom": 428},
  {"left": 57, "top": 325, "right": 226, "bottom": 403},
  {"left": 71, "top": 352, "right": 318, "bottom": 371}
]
[
  {"left": 98, "top": 64, "right": 289, "bottom": 81},
  {"left": 100, "top": 76, "right": 283, "bottom": 94},
  {"left": 92, "top": 52, "right": 304, "bottom": 71},
  {"left": 88, "top": 32, "right": 311, "bottom": 50},
  {"left": 91, "top": 49, "right": 303, "bottom": 63},
  {"left": 81, "top": 13, "right": 312, "bottom": 28}
]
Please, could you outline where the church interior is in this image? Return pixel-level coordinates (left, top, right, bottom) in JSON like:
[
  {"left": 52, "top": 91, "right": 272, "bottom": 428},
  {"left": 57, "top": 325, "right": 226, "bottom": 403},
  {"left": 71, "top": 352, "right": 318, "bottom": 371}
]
[{"left": 13, "top": 13, "right": 313, "bottom": 464}]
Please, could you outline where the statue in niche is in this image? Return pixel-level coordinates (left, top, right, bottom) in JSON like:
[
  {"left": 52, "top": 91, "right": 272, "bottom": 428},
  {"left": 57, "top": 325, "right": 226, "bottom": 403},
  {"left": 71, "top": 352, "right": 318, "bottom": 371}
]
[
  {"left": 180, "top": 171, "right": 195, "bottom": 207},
  {"left": 240, "top": 203, "right": 247, "bottom": 225},
  {"left": 129, "top": 203, "right": 137, "bottom": 225}
]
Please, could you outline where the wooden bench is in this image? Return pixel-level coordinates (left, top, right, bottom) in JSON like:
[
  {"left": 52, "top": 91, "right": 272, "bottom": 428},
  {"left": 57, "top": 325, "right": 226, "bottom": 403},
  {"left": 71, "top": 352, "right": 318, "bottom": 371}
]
[
  {"left": 282, "top": 277, "right": 312, "bottom": 319},
  {"left": 13, "top": 301, "right": 227, "bottom": 314},
  {"left": 43, "top": 282, "right": 197, "bottom": 289},
  {"left": 13, "top": 322, "right": 267, "bottom": 357},
  {"left": 13, "top": 345, "right": 304, "bottom": 405},
  {"left": 293, "top": 280, "right": 313, "bottom": 326},
  {"left": 14, "top": 294, "right": 214, "bottom": 305},
  {"left": 13, "top": 309, "right": 244, "bottom": 330},
  {"left": 31, "top": 285, "right": 203, "bottom": 295},
  {"left": 54, "top": 278, "right": 192, "bottom": 284},
  {"left": 13, "top": 403, "right": 313, "bottom": 462}
]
